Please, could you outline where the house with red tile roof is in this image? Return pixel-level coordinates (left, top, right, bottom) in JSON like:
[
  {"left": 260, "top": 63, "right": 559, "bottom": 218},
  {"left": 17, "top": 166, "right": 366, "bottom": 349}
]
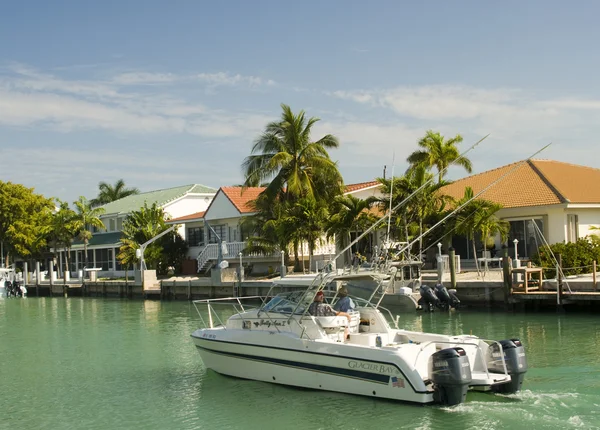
[
  {"left": 441, "top": 159, "right": 600, "bottom": 259},
  {"left": 168, "top": 181, "right": 385, "bottom": 274}
]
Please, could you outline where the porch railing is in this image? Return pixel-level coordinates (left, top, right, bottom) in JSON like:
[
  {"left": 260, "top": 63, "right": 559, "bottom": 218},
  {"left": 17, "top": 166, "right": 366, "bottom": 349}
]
[{"left": 196, "top": 241, "right": 281, "bottom": 272}]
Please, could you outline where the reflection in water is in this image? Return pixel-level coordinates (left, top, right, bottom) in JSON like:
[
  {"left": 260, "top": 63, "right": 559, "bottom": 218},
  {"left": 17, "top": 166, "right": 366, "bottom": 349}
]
[{"left": 143, "top": 300, "right": 161, "bottom": 322}]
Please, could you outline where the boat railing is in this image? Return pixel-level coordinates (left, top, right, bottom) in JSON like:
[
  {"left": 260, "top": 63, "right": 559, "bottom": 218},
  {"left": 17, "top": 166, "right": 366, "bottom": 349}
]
[
  {"left": 193, "top": 296, "right": 316, "bottom": 339},
  {"left": 412, "top": 339, "right": 508, "bottom": 380},
  {"left": 193, "top": 296, "right": 265, "bottom": 329}
]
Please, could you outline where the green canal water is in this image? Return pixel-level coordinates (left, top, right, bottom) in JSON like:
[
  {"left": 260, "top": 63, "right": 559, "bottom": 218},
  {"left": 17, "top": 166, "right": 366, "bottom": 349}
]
[{"left": 1, "top": 297, "right": 599, "bottom": 430}]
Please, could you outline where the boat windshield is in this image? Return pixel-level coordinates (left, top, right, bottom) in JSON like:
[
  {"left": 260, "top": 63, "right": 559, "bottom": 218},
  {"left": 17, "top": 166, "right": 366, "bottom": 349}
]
[{"left": 262, "top": 291, "right": 308, "bottom": 315}]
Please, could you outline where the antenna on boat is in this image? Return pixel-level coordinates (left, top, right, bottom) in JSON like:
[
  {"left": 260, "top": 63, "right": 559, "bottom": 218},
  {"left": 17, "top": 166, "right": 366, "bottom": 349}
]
[
  {"left": 385, "top": 152, "right": 395, "bottom": 246},
  {"left": 393, "top": 143, "right": 552, "bottom": 258},
  {"left": 331, "top": 133, "right": 490, "bottom": 265}
]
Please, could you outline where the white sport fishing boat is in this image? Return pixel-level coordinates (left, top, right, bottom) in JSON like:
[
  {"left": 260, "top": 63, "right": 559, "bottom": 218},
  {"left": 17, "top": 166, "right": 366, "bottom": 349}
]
[{"left": 191, "top": 274, "right": 527, "bottom": 406}]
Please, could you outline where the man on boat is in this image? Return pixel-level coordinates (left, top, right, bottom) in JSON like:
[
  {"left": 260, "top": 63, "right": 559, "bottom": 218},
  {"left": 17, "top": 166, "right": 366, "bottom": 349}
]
[
  {"left": 333, "top": 285, "right": 355, "bottom": 313},
  {"left": 308, "top": 291, "right": 351, "bottom": 322}
]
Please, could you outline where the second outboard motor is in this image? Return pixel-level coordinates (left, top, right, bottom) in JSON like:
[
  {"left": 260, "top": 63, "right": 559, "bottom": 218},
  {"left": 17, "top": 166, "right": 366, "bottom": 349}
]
[
  {"left": 487, "top": 338, "right": 528, "bottom": 394},
  {"left": 433, "top": 284, "right": 460, "bottom": 310},
  {"left": 418, "top": 285, "right": 440, "bottom": 312},
  {"left": 429, "top": 347, "right": 472, "bottom": 406}
]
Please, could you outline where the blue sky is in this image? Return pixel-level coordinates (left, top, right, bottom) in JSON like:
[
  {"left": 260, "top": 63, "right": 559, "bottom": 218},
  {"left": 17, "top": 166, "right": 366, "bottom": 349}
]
[{"left": 2, "top": 1, "right": 600, "bottom": 203}]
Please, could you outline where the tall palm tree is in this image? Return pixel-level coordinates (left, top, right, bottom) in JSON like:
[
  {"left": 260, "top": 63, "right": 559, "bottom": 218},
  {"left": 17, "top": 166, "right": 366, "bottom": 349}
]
[
  {"left": 242, "top": 104, "right": 344, "bottom": 204},
  {"left": 477, "top": 206, "right": 509, "bottom": 259},
  {"left": 377, "top": 167, "right": 450, "bottom": 256},
  {"left": 90, "top": 179, "right": 140, "bottom": 207},
  {"left": 407, "top": 130, "right": 472, "bottom": 183},
  {"left": 49, "top": 200, "right": 78, "bottom": 284},
  {"left": 241, "top": 193, "right": 293, "bottom": 262},
  {"left": 401, "top": 165, "right": 451, "bottom": 256},
  {"left": 326, "top": 194, "right": 378, "bottom": 265},
  {"left": 285, "top": 198, "right": 329, "bottom": 272},
  {"left": 72, "top": 197, "right": 106, "bottom": 269},
  {"left": 453, "top": 187, "right": 507, "bottom": 275}
]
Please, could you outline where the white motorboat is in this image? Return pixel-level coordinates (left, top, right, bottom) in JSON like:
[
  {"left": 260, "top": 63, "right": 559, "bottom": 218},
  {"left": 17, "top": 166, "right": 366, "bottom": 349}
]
[
  {"left": 1, "top": 267, "right": 26, "bottom": 298},
  {"left": 191, "top": 274, "right": 527, "bottom": 406}
]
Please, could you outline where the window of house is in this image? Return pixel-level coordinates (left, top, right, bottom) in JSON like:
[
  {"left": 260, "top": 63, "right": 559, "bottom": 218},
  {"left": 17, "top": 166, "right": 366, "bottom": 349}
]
[
  {"left": 109, "top": 218, "right": 116, "bottom": 232},
  {"left": 567, "top": 215, "right": 579, "bottom": 243},
  {"left": 69, "top": 250, "right": 77, "bottom": 272},
  {"left": 508, "top": 219, "right": 544, "bottom": 259},
  {"left": 117, "top": 218, "right": 123, "bottom": 231},
  {"left": 208, "top": 225, "right": 227, "bottom": 243},
  {"left": 95, "top": 249, "right": 113, "bottom": 271},
  {"left": 187, "top": 227, "right": 205, "bottom": 246},
  {"left": 77, "top": 250, "right": 94, "bottom": 269}
]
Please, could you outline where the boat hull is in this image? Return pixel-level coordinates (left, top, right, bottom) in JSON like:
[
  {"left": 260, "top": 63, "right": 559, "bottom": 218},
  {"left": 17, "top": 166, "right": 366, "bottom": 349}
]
[{"left": 192, "top": 329, "right": 434, "bottom": 404}]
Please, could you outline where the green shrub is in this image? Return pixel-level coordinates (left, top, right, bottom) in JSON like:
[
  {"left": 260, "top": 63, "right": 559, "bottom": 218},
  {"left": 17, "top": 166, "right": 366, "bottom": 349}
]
[{"left": 531, "top": 237, "right": 600, "bottom": 277}]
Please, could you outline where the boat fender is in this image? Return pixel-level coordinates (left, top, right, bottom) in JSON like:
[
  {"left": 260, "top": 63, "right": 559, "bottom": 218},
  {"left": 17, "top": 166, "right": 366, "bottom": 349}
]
[
  {"left": 487, "top": 339, "right": 528, "bottom": 394},
  {"left": 429, "top": 347, "right": 472, "bottom": 406},
  {"left": 375, "top": 336, "right": 382, "bottom": 347}
]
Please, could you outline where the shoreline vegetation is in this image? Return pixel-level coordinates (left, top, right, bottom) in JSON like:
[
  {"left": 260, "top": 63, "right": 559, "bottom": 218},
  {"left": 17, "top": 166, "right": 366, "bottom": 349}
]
[{"left": 2, "top": 104, "right": 600, "bottom": 284}]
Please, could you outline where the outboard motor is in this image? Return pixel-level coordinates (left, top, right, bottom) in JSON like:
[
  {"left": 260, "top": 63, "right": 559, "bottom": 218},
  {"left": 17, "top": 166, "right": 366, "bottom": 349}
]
[
  {"left": 429, "top": 347, "right": 472, "bottom": 406},
  {"left": 487, "top": 338, "right": 528, "bottom": 394},
  {"left": 5, "top": 280, "right": 14, "bottom": 297},
  {"left": 418, "top": 285, "right": 440, "bottom": 312},
  {"left": 433, "top": 284, "right": 461, "bottom": 310},
  {"left": 447, "top": 289, "right": 460, "bottom": 309}
]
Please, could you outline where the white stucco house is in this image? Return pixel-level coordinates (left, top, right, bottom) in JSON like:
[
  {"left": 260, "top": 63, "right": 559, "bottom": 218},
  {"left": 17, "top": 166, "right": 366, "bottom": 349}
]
[
  {"left": 55, "top": 184, "right": 217, "bottom": 278},
  {"left": 167, "top": 181, "right": 385, "bottom": 275},
  {"left": 442, "top": 159, "right": 600, "bottom": 260}
]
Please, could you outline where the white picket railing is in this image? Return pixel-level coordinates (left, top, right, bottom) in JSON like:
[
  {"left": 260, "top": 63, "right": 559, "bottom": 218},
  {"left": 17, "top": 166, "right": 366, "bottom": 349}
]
[{"left": 196, "top": 241, "right": 281, "bottom": 272}]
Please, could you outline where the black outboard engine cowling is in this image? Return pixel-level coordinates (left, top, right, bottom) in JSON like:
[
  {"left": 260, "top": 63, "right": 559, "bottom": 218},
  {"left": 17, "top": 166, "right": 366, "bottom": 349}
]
[
  {"left": 447, "top": 288, "right": 460, "bottom": 309},
  {"left": 419, "top": 285, "right": 440, "bottom": 312},
  {"left": 487, "top": 338, "right": 528, "bottom": 394},
  {"left": 429, "top": 347, "right": 472, "bottom": 406},
  {"left": 433, "top": 284, "right": 451, "bottom": 310}
]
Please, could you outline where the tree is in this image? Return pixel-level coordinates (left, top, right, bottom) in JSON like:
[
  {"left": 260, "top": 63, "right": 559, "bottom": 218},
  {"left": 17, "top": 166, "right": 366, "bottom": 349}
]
[
  {"left": 0, "top": 181, "right": 55, "bottom": 265},
  {"left": 90, "top": 179, "right": 140, "bottom": 207},
  {"left": 453, "top": 187, "right": 508, "bottom": 275},
  {"left": 242, "top": 103, "right": 344, "bottom": 204},
  {"left": 118, "top": 202, "right": 184, "bottom": 274},
  {"left": 407, "top": 130, "right": 472, "bottom": 183},
  {"left": 394, "top": 165, "right": 450, "bottom": 256},
  {"left": 241, "top": 193, "right": 291, "bottom": 260},
  {"left": 285, "top": 198, "right": 329, "bottom": 272},
  {"left": 72, "top": 197, "right": 106, "bottom": 269},
  {"left": 326, "top": 194, "right": 378, "bottom": 265},
  {"left": 49, "top": 200, "right": 78, "bottom": 283}
]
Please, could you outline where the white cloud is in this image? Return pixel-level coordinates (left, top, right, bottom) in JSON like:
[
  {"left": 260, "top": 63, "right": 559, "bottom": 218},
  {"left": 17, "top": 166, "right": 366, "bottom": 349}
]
[
  {"left": 111, "top": 72, "right": 177, "bottom": 85},
  {"left": 195, "top": 72, "right": 275, "bottom": 87},
  {"left": 0, "top": 63, "right": 274, "bottom": 138}
]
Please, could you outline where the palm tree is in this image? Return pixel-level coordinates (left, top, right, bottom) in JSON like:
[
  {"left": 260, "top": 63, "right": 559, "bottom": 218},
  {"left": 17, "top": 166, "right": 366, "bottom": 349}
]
[
  {"left": 477, "top": 206, "right": 509, "bottom": 260},
  {"left": 407, "top": 130, "right": 472, "bottom": 183},
  {"left": 72, "top": 197, "right": 106, "bottom": 270},
  {"left": 377, "top": 167, "right": 450, "bottom": 257},
  {"left": 326, "top": 195, "right": 378, "bottom": 266},
  {"left": 398, "top": 165, "right": 450, "bottom": 256},
  {"left": 49, "top": 200, "right": 78, "bottom": 285},
  {"left": 453, "top": 187, "right": 507, "bottom": 275},
  {"left": 90, "top": 179, "right": 140, "bottom": 207},
  {"left": 241, "top": 193, "right": 292, "bottom": 261},
  {"left": 242, "top": 104, "right": 344, "bottom": 204},
  {"left": 119, "top": 202, "right": 171, "bottom": 271},
  {"left": 285, "top": 198, "right": 329, "bottom": 272}
]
